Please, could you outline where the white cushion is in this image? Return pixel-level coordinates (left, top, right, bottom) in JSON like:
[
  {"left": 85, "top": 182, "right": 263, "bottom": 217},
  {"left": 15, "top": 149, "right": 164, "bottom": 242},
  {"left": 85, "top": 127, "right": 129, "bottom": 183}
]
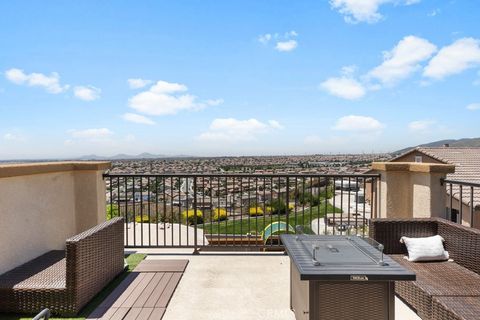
[{"left": 400, "top": 235, "right": 449, "bottom": 262}]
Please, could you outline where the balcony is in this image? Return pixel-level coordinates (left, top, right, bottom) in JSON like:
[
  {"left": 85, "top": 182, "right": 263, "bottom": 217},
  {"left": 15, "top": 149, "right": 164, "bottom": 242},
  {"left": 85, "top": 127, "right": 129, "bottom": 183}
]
[{"left": 0, "top": 161, "right": 478, "bottom": 320}]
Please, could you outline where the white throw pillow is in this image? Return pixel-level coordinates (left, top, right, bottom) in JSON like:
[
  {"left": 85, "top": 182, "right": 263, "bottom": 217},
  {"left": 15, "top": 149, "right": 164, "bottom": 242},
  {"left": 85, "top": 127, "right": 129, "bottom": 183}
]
[{"left": 400, "top": 235, "right": 449, "bottom": 262}]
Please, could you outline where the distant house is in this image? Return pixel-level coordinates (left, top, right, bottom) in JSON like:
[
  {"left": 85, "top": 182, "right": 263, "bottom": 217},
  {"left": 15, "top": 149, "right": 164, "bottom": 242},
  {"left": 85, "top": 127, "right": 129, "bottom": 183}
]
[{"left": 391, "top": 146, "right": 480, "bottom": 227}]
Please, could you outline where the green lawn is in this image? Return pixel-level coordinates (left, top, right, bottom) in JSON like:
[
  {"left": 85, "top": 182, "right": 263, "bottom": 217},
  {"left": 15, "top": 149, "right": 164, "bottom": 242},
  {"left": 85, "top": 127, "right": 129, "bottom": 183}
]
[
  {"left": 199, "top": 202, "right": 341, "bottom": 235},
  {"left": 0, "top": 253, "right": 146, "bottom": 320}
]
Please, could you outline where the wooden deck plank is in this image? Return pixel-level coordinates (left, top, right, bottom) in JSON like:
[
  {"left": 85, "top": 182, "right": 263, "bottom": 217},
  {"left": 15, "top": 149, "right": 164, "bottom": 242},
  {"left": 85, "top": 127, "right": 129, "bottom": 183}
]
[
  {"left": 123, "top": 307, "right": 142, "bottom": 320},
  {"left": 132, "top": 272, "right": 165, "bottom": 308},
  {"left": 121, "top": 272, "right": 156, "bottom": 308},
  {"left": 144, "top": 273, "right": 173, "bottom": 308},
  {"left": 86, "top": 306, "right": 117, "bottom": 320},
  {"left": 156, "top": 273, "right": 182, "bottom": 308},
  {"left": 100, "top": 307, "right": 121, "bottom": 320},
  {"left": 89, "top": 259, "right": 188, "bottom": 320},
  {"left": 111, "top": 273, "right": 147, "bottom": 308},
  {"left": 147, "top": 308, "right": 166, "bottom": 320},
  {"left": 136, "top": 307, "right": 154, "bottom": 320},
  {"left": 110, "top": 307, "right": 130, "bottom": 320},
  {"left": 98, "top": 273, "right": 141, "bottom": 309},
  {"left": 134, "top": 260, "right": 189, "bottom": 273}
]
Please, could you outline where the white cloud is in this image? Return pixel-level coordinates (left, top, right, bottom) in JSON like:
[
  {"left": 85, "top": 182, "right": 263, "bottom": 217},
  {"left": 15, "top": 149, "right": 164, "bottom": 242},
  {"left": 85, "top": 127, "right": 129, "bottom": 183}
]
[
  {"left": 408, "top": 120, "right": 436, "bottom": 132},
  {"left": 128, "top": 78, "right": 152, "bottom": 89},
  {"left": 423, "top": 38, "right": 480, "bottom": 80},
  {"left": 320, "top": 76, "right": 366, "bottom": 100},
  {"left": 125, "top": 134, "right": 136, "bottom": 142},
  {"left": 122, "top": 113, "right": 156, "bottom": 125},
  {"left": 3, "top": 133, "right": 25, "bottom": 142},
  {"left": 205, "top": 98, "right": 224, "bottom": 106},
  {"left": 466, "top": 103, "right": 480, "bottom": 111},
  {"left": 268, "top": 120, "right": 284, "bottom": 129},
  {"left": 333, "top": 115, "right": 385, "bottom": 131},
  {"left": 330, "top": 0, "right": 421, "bottom": 24},
  {"left": 73, "top": 85, "right": 101, "bottom": 101},
  {"left": 197, "top": 118, "right": 282, "bottom": 142},
  {"left": 428, "top": 8, "right": 440, "bottom": 17},
  {"left": 258, "top": 33, "right": 272, "bottom": 45},
  {"left": 341, "top": 65, "right": 357, "bottom": 76},
  {"left": 368, "top": 36, "right": 437, "bottom": 85},
  {"left": 69, "top": 128, "right": 113, "bottom": 139},
  {"left": 275, "top": 40, "right": 298, "bottom": 52},
  {"left": 286, "top": 30, "right": 298, "bottom": 37},
  {"left": 4, "top": 68, "right": 69, "bottom": 94},
  {"left": 128, "top": 80, "right": 222, "bottom": 116},
  {"left": 259, "top": 30, "right": 298, "bottom": 52}
]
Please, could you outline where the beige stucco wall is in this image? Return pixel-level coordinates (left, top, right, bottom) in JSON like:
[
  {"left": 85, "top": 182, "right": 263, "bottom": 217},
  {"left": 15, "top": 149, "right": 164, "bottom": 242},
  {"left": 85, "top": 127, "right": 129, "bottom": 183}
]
[
  {"left": 0, "top": 162, "right": 110, "bottom": 274},
  {"left": 371, "top": 162, "right": 455, "bottom": 219}
]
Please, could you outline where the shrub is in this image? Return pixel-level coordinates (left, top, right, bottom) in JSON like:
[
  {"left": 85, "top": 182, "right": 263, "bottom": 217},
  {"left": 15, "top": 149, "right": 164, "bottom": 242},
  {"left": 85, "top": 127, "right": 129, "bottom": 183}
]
[
  {"left": 309, "top": 195, "right": 322, "bottom": 206},
  {"left": 212, "top": 208, "right": 227, "bottom": 221},
  {"left": 106, "top": 204, "right": 119, "bottom": 220},
  {"left": 135, "top": 215, "right": 150, "bottom": 223},
  {"left": 182, "top": 209, "right": 204, "bottom": 225},
  {"left": 269, "top": 199, "right": 288, "bottom": 215},
  {"left": 297, "top": 192, "right": 310, "bottom": 205},
  {"left": 249, "top": 206, "right": 264, "bottom": 216}
]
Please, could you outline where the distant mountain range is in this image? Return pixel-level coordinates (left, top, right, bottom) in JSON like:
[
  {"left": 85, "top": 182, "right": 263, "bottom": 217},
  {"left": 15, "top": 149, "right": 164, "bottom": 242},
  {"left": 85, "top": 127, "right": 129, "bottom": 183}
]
[
  {"left": 394, "top": 137, "right": 480, "bottom": 155},
  {"left": 77, "top": 153, "right": 193, "bottom": 160},
  {"left": 78, "top": 139, "right": 480, "bottom": 160}
]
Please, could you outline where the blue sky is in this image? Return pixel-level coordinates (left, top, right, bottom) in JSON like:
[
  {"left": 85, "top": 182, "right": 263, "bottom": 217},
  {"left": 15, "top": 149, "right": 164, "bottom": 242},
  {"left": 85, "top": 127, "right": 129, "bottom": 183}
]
[{"left": 1, "top": 0, "right": 479, "bottom": 159}]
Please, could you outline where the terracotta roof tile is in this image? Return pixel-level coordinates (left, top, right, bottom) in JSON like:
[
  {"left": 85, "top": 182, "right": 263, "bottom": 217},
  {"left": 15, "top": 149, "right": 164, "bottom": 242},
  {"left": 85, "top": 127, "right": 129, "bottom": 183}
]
[{"left": 416, "top": 147, "right": 480, "bottom": 209}]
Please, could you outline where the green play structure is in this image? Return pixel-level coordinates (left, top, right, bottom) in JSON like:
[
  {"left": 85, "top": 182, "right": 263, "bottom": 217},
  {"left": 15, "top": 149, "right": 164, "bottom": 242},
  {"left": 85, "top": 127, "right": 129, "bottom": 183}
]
[{"left": 261, "top": 221, "right": 296, "bottom": 244}]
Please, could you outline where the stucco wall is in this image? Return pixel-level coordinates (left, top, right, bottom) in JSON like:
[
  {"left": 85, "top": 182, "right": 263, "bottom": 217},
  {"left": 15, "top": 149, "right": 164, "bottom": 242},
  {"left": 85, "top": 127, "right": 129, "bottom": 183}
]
[
  {"left": 371, "top": 162, "right": 455, "bottom": 220},
  {"left": 0, "top": 162, "right": 110, "bottom": 274}
]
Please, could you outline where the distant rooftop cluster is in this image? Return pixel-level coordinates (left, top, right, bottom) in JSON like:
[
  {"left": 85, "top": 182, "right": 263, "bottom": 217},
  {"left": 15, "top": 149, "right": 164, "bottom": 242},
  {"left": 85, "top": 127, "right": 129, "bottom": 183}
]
[{"left": 109, "top": 153, "right": 392, "bottom": 175}]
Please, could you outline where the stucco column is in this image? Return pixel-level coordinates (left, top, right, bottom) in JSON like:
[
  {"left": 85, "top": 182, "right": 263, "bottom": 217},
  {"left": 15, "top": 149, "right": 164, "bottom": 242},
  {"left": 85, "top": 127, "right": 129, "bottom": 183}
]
[
  {"left": 371, "top": 162, "right": 455, "bottom": 219},
  {"left": 73, "top": 163, "right": 111, "bottom": 233},
  {"left": 0, "top": 161, "right": 111, "bottom": 274}
]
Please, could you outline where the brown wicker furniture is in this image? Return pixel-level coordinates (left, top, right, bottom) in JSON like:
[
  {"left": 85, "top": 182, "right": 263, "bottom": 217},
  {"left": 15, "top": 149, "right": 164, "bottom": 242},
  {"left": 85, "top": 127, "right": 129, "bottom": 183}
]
[
  {"left": 370, "top": 217, "right": 480, "bottom": 320},
  {"left": 0, "top": 217, "right": 124, "bottom": 316}
]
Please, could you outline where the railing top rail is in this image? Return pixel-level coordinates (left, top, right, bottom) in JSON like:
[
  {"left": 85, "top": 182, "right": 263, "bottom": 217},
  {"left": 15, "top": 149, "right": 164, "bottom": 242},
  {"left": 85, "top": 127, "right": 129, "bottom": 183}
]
[
  {"left": 442, "top": 178, "right": 480, "bottom": 188},
  {"left": 103, "top": 173, "right": 381, "bottom": 178}
]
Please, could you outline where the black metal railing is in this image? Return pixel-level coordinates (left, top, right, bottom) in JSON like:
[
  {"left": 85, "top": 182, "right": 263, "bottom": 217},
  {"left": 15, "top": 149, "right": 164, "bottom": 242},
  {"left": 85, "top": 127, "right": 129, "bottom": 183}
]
[
  {"left": 103, "top": 173, "right": 380, "bottom": 251},
  {"left": 443, "top": 179, "right": 480, "bottom": 227}
]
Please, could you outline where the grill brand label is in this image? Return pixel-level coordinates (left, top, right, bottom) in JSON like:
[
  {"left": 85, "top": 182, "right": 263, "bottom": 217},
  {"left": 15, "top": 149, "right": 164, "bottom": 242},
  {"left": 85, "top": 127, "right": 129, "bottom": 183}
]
[{"left": 350, "top": 275, "right": 369, "bottom": 281}]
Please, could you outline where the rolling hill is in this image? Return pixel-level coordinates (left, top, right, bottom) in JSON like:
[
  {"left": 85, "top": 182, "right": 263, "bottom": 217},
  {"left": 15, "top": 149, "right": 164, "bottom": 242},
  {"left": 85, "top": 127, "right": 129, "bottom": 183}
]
[{"left": 394, "top": 137, "right": 480, "bottom": 155}]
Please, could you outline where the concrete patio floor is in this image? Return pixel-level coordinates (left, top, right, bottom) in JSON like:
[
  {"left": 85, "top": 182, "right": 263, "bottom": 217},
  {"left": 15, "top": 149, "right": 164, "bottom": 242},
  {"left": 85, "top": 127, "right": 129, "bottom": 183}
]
[{"left": 132, "top": 249, "right": 421, "bottom": 320}]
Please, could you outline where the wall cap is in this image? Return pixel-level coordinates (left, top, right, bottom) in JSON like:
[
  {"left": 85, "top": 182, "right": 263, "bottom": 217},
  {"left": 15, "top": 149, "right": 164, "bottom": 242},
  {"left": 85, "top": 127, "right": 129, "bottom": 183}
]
[
  {"left": 371, "top": 162, "right": 455, "bottom": 174},
  {"left": 0, "top": 161, "right": 112, "bottom": 178}
]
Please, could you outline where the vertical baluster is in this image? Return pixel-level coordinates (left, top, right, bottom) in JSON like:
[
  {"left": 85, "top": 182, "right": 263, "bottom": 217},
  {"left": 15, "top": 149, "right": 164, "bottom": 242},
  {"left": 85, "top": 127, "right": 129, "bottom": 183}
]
[
  {"left": 147, "top": 177, "right": 151, "bottom": 247},
  {"left": 470, "top": 186, "right": 474, "bottom": 227},
  {"left": 324, "top": 177, "right": 328, "bottom": 235},
  {"left": 125, "top": 176, "right": 129, "bottom": 247},
  {"left": 363, "top": 178, "right": 366, "bottom": 237},
  {"left": 332, "top": 177, "right": 336, "bottom": 235},
  {"left": 186, "top": 177, "right": 189, "bottom": 247},
  {"left": 459, "top": 185, "right": 463, "bottom": 225},
  {"left": 133, "top": 176, "right": 136, "bottom": 247},
  {"left": 140, "top": 177, "right": 143, "bottom": 246},
  {"left": 163, "top": 177, "right": 166, "bottom": 247},
  {"left": 193, "top": 176, "right": 198, "bottom": 254}
]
